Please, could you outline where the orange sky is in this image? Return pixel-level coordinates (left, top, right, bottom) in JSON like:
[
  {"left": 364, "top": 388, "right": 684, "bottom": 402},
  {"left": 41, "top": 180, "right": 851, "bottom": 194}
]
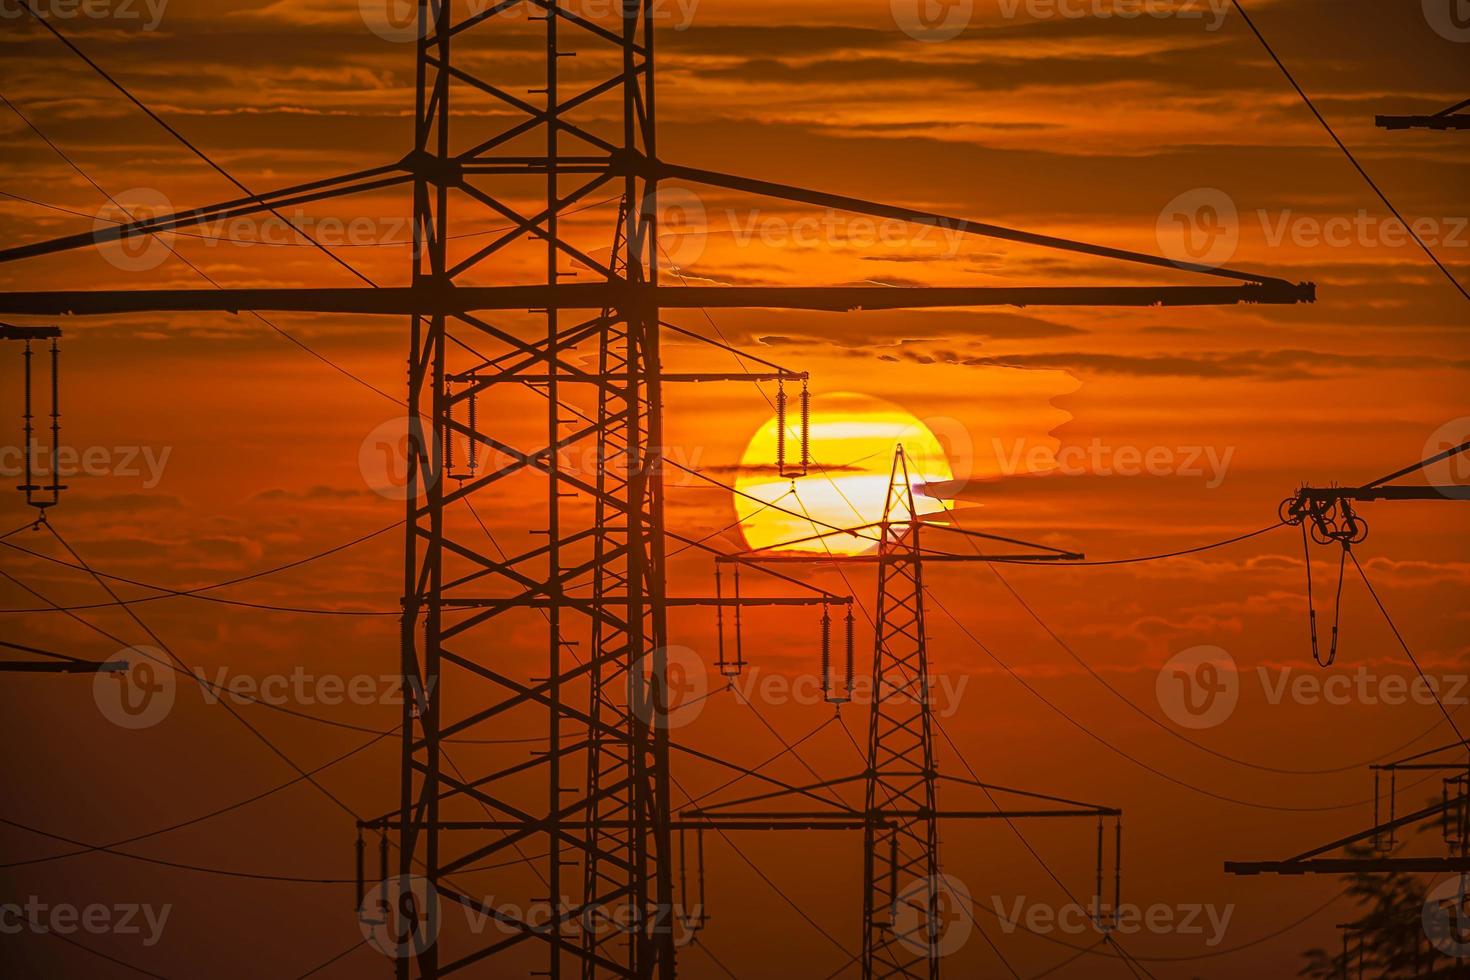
[{"left": 0, "top": 1, "right": 1468, "bottom": 977}]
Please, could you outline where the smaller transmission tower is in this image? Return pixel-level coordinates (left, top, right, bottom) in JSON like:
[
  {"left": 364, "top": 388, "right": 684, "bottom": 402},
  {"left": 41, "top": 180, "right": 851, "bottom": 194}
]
[{"left": 700, "top": 447, "right": 1121, "bottom": 978}]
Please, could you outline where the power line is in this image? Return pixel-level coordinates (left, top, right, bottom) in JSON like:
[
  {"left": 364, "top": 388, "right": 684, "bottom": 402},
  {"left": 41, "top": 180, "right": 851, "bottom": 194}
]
[
  {"left": 0, "top": 521, "right": 404, "bottom": 616},
  {"left": 0, "top": 90, "right": 401, "bottom": 405},
  {"left": 18, "top": 0, "right": 379, "bottom": 290},
  {"left": 1349, "top": 549, "right": 1467, "bottom": 746},
  {"left": 1230, "top": 0, "right": 1469, "bottom": 302}
]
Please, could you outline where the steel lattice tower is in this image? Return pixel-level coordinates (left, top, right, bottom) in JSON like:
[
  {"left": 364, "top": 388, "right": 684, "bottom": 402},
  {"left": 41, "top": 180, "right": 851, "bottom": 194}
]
[
  {"left": 863, "top": 451, "right": 940, "bottom": 978},
  {"left": 0, "top": 2, "right": 1320, "bottom": 976}
]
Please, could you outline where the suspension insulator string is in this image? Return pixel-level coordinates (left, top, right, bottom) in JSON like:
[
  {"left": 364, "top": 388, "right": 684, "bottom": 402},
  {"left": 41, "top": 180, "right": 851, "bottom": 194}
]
[
  {"left": 732, "top": 564, "right": 745, "bottom": 675},
  {"left": 820, "top": 600, "right": 833, "bottom": 703},
  {"left": 354, "top": 826, "right": 366, "bottom": 913},
  {"left": 445, "top": 380, "right": 460, "bottom": 481},
  {"left": 843, "top": 606, "right": 855, "bottom": 702},
  {"left": 776, "top": 379, "right": 788, "bottom": 477},
  {"left": 799, "top": 378, "right": 811, "bottom": 476},
  {"left": 1092, "top": 816, "right": 1106, "bottom": 930},
  {"left": 20, "top": 341, "right": 35, "bottom": 506},
  {"left": 714, "top": 562, "right": 731, "bottom": 677},
  {"left": 1112, "top": 817, "right": 1122, "bottom": 931},
  {"left": 467, "top": 385, "right": 479, "bottom": 477}
]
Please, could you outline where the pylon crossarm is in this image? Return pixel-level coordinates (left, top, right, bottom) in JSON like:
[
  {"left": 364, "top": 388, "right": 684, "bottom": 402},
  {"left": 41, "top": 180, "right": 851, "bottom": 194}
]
[
  {"left": 0, "top": 165, "right": 411, "bottom": 266},
  {"left": 1377, "top": 98, "right": 1470, "bottom": 131},
  {"left": 0, "top": 639, "right": 126, "bottom": 674},
  {"left": 0, "top": 283, "right": 1317, "bottom": 317},
  {"left": 656, "top": 161, "right": 1306, "bottom": 289},
  {"left": 0, "top": 324, "right": 61, "bottom": 341},
  {"left": 1225, "top": 795, "right": 1464, "bottom": 876}
]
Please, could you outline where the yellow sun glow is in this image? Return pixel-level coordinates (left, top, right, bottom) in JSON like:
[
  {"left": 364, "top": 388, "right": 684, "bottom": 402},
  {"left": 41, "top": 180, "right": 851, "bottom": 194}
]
[{"left": 734, "top": 392, "right": 955, "bottom": 556}]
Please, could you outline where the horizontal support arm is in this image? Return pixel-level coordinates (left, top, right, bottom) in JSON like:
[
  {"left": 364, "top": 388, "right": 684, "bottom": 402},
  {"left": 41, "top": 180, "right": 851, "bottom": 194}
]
[
  {"left": 0, "top": 325, "right": 61, "bottom": 341},
  {"left": 0, "top": 660, "right": 126, "bottom": 674},
  {"left": 1227, "top": 857, "right": 1470, "bottom": 875},
  {"left": 0, "top": 282, "right": 1316, "bottom": 317}
]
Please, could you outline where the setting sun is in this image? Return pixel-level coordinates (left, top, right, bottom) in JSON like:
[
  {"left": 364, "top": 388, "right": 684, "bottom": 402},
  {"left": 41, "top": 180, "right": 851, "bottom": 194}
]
[{"left": 734, "top": 392, "right": 955, "bottom": 555}]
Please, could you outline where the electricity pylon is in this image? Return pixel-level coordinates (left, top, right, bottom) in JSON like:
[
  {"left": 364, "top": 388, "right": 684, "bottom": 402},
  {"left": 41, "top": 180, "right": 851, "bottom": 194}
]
[
  {"left": 0, "top": 2, "right": 1315, "bottom": 976},
  {"left": 703, "top": 448, "right": 1120, "bottom": 978}
]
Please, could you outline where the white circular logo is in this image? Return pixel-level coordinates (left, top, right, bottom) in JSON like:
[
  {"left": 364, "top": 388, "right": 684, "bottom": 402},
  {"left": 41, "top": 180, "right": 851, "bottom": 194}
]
[
  {"left": 1424, "top": 875, "right": 1470, "bottom": 958},
  {"left": 891, "top": 0, "right": 974, "bottom": 42},
  {"left": 893, "top": 873, "right": 973, "bottom": 958},
  {"left": 93, "top": 645, "right": 176, "bottom": 729},
  {"left": 646, "top": 187, "right": 708, "bottom": 275},
  {"left": 360, "top": 0, "right": 428, "bottom": 42},
  {"left": 1156, "top": 645, "right": 1238, "bottom": 730},
  {"left": 95, "top": 188, "right": 174, "bottom": 273},
  {"left": 360, "top": 416, "right": 440, "bottom": 501},
  {"left": 1424, "top": 417, "right": 1470, "bottom": 497},
  {"left": 1156, "top": 188, "right": 1239, "bottom": 270},
  {"left": 1424, "top": 0, "right": 1470, "bottom": 41},
  {"left": 630, "top": 645, "right": 709, "bottom": 730},
  {"left": 360, "top": 874, "right": 440, "bottom": 959},
  {"left": 921, "top": 415, "right": 975, "bottom": 485}
]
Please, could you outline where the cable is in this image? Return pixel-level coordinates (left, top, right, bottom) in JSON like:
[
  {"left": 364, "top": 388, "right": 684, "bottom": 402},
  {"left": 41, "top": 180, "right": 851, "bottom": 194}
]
[
  {"left": 987, "top": 560, "right": 1458, "bottom": 777},
  {"left": 0, "top": 90, "right": 401, "bottom": 406},
  {"left": 1004, "top": 521, "right": 1286, "bottom": 566},
  {"left": 293, "top": 939, "right": 368, "bottom": 980},
  {"left": 43, "top": 522, "right": 368, "bottom": 825},
  {"left": 0, "top": 817, "right": 354, "bottom": 884},
  {"left": 17, "top": 2, "right": 379, "bottom": 290},
  {"left": 1350, "top": 550, "right": 1468, "bottom": 747},
  {"left": 0, "top": 186, "right": 624, "bottom": 249},
  {"left": 42, "top": 929, "right": 171, "bottom": 980},
  {"left": 0, "top": 520, "right": 404, "bottom": 616},
  {"left": 0, "top": 728, "right": 396, "bottom": 871},
  {"left": 1230, "top": 0, "right": 1469, "bottom": 302}
]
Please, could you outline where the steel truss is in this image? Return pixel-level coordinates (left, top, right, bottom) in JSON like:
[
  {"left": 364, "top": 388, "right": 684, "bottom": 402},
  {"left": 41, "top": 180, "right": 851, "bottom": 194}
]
[
  {"left": 0, "top": 2, "right": 1318, "bottom": 976},
  {"left": 709, "top": 450, "right": 1120, "bottom": 979}
]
